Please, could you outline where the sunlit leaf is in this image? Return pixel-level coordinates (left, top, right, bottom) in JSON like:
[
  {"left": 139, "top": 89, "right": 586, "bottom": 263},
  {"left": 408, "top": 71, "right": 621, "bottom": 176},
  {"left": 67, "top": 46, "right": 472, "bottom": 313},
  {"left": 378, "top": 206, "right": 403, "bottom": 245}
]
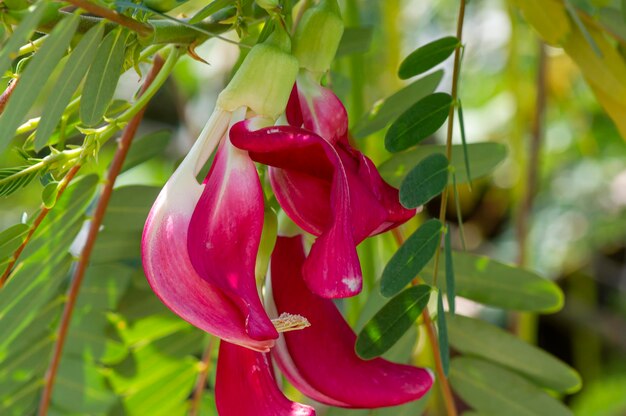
[
  {"left": 385, "top": 92, "right": 452, "bottom": 152},
  {"left": 0, "top": 165, "right": 41, "bottom": 197},
  {"left": 0, "top": 14, "right": 79, "bottom": 152},
  {"left": 378, "top": 142, "right": 507, "bottom": 188},
  {"left": 353, "top": 70, "right": 443, "bottom": 138},
  {"left": 80, "top": 28, "right": 128, "bottom": 127},
  {"left": 421, "top": 251, "right": 564, "bottom": 312},
  {"left": 41, "top": 181, "right": 59, "bottom": 208},
  {"left": 513, "top": 0, "right": 571, "bottom": 45},
  {"left": 35, "top": 24, "right": 104, "bottom": 150},
  {"left": 381, "top": 219, "right": 442, "bottom": 297},
  {"left": 356, "top": 285, "right": 431, "bottom": 359},
  {"left": 0, "top": 2, "right": 47, "bottom": 81},
  {"left": 450, "top": 357, "right": 572, "bottom": 416},
  {"left": 189, "top": 0, "right": 234, "bottom": 24},
  {"left": 447, "top": 314, "right": 582, "bottom": 393},
  {"left": 399, "top": 153, "right": 449, "bottom": 208},
  {"left": 0, "top": 223, "right": 29, "bottom": 263},
  {"left": 398, "top": 36, "right": 459, "bottom": 79}
]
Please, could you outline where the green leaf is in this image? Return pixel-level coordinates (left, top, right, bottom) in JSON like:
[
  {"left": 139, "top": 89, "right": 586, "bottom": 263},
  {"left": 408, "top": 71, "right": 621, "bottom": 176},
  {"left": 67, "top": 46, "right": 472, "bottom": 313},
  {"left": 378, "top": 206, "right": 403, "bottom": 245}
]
[
  {"left": 421, "top": 251, "right": 564, "bottom": 312},
  {"left": 0, "top": 3, "right": 47, "bottom": 80},
  {"left": 572, "top": 375, "right": 626, "bottom": 415},
  {"left": 103, "top": 185, "right": 160, "bottom": 232},
  {"left": 91, "top": 230, "right": 141, "bottom": 263},
  {"left": 41, "top": 181, "right": 59, "bottom": 208},
  {"left": 35, "top": 24, "right": 104, "bottom": 150},
  {"left": 353, "top": 70, "right": 443, "bottom": 138},
  {"left": 0, "top": 175, "right": 98, "bottom": 351},
  {"left": 513, "top": 0, "right": 570, "bottom": 45},
  {"left": 381, "top": 219, "right": 442, "bottom": 297},
  {"left": 0, "top": 223, "right": 29, "bottom": 263},
  {"left": 446, "top": 314, "right": 581, "bottom": 393},
  {"left": 108, "top": 330, "right": 202, "bottom": 414},
  {"left": 437, "top": 290, "right": 449, "bottom": 375},
  {"left": 0, "top": 165, "right": 41, "bottom": 197},
  {"left": 53, "top": 357, "right": 118, "bottom": 414},
  {"left": 336, "top": 26, "right": 373, "bottom": 57},
  {"left": 189, "top": 0, "right": 233, "bottom": 24},
  {"left": 80, "top": 28, "right": 128, "bottom": 127},
  {"left": 444, "top": 228, "right": 455, "bottom": 314},
  {"left": 23, "top": 175, "right": 99, "bottom": 258},
  {"left": 121, "top": 130, "right": 172, "bottom": 173},
  {"left": 356, "top": 285, "right": 431, "bottom": 359},
  {"left": 399, "top": 153, "right": 449, "bottom": 208},
  {"left": 564, "top": 0, "right": 602, "bottom": 57},
  {"left": 457, "top": 99, "right": 472, "bottom": 185},
  {"left": 378, "top": 142, "right": 507, "bottom": 188},
  {"left": 0, "top": 14, "right": 79, "bottom": 152},
  {"left": 385, "top": 92, "right": 452, "bottom": 152},
  {"left": 398, "top": 36, "right": 460, "bottom": 79},
  {"left": 449, "top": 357, "right": 573, "bottom": 416}
]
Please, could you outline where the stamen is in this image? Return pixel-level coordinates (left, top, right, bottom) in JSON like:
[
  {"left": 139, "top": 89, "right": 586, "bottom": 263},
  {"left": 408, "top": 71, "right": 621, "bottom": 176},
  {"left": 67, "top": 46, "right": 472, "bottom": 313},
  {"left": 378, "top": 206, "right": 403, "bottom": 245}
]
[{"left": 272, "top": 312, "right": 311, "bottom": 333}]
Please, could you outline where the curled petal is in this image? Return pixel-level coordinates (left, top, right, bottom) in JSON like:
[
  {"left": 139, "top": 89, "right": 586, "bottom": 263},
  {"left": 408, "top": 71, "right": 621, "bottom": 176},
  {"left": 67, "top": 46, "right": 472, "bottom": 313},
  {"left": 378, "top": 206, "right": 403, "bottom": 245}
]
[
  {"left": 338, "top": 144, "right": 416, "bottom": 234},
  {"left": 141, "top": 110, "right": 275, "bottom": 352},
  {"left": 231, "top": 120, "right": 361, "bottom": 298},
  {"left": 187, "top": 137, "right": 277, "bottom": 342},
  {"left": 287, "top": 76, "right": 348, "bottom": 144},
  {"left": 268, "top": 236, "right": 434, "bottom": 408},
  {"left": 216, "top": 341, "right": 316, "bottom": 416},
  {"left": 287, "top": 80, "right": 415, "bottom": 237}
]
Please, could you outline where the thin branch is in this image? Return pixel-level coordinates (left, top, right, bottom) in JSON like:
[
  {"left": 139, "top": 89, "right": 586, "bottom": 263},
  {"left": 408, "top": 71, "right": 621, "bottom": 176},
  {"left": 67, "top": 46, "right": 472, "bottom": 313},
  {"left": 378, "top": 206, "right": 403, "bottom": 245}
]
[
  {"left": 424, "top": 4, "right": 466, "bottom": 412},
  {"left": 431, "top": 0, "right": 466, "bottom": 288},
  {"left": 37, "top": 54, "right": 165, "bottom": 416},
  {"left": 423, "top": 308, "right": 457, "bottom": 416},
  {"left": 0, "top": 164, "right": 81, "bottom": 288},
  {"left": 189, "top": 336, "right": 217, "bottom": 416},
  {"left": 63, "top": 0, "right": 153, "bottom": 36}
]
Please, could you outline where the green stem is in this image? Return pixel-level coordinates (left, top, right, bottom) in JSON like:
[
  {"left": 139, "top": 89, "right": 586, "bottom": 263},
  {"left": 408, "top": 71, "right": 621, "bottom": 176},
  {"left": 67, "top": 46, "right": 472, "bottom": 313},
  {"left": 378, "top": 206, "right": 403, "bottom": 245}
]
[
  {"left": 14, "top": 44, "right": 163, "bottom": 137},
  {"left": 431, "top": 0, "right": 466, "bottom": 287},
  {"left": 0, "top": 148, "right": 82, "bottom": 187},
  {"left": 30, "top": 8, "right": 236, "bottom": 46}
]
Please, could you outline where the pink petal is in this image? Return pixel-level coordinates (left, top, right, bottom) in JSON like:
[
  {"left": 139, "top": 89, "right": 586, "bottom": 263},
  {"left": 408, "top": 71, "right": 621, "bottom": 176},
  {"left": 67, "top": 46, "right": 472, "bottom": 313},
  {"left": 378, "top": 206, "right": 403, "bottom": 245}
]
[
  {"left": 187, "top": 137, "right": 277, "bottom": 342},
  {"left": 216, "top": 341, "right": 316, "bottom": 416},
  {"left": 337, "top": 143, "right": 416, "bottom": 234},
  {"left": 230, "top": 120, "right": 362, "bottom": 298},
  {"left": 287, "top": 77, "right": 348, "bottom": 145},
  {"left": 268, "top": 236, "right": 434, "bottom": 408},
  {"left": 141, "top": 110, "right": 275, "bottom": 352},
  {"left": 287, "top": 80, "right": 416, "bottom": 238}
]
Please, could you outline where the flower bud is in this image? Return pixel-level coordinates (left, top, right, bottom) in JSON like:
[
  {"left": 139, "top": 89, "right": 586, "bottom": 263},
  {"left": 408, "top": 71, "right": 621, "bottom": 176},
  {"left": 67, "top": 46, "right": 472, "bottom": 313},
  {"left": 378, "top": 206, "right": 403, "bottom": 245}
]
[
  {"left": 293, "top": 0, "right": 344, "bottom": 74},
  {"left": 217, "top": 27, "right": 299, "bottom": 120}
]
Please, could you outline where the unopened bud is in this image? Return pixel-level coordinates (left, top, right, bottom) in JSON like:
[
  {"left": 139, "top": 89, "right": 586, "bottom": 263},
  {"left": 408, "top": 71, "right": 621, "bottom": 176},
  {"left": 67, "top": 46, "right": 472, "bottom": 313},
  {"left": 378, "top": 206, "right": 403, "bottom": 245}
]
[
  {"left": 217, "top": 26, "right": 298, "bottom": 119},
  {"left": 293, "top": 0, "right": 344, "bottom": 74}
]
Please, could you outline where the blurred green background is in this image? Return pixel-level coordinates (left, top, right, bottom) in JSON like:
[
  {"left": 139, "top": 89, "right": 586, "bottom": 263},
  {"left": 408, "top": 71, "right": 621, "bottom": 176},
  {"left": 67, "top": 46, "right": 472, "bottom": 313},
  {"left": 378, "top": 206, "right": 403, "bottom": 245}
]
[{"left": 1, "top": 0, "right": 625, "bottom": 414}]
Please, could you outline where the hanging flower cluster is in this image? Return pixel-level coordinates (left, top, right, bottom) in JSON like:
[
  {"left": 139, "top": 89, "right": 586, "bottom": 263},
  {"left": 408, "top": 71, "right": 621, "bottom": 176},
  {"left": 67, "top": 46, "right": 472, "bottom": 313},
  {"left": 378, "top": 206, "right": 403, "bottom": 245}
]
[{"left": 141, "top": 1, "right": 433, "bottom": 413}]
